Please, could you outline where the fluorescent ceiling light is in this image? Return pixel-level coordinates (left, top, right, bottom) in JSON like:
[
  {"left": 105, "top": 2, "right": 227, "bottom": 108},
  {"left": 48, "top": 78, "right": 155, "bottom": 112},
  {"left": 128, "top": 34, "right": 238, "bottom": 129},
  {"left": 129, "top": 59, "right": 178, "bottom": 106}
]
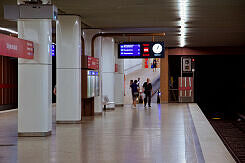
[
  {"left": 180, "top": 36, "right": 185, "bottom": 47},
  {"left": 178, "top": 0, "right": 188, "bottom": 47},
  {"left": 0, "top": 27, "right": 18, "bottom": 34}
]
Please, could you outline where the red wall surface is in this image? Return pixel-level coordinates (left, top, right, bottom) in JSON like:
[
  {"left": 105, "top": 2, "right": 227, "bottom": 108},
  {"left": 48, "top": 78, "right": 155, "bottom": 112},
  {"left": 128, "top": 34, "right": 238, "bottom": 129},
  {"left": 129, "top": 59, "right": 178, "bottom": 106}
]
[{"left": 0, "top": 56, "right": 18, "bottom": 105}]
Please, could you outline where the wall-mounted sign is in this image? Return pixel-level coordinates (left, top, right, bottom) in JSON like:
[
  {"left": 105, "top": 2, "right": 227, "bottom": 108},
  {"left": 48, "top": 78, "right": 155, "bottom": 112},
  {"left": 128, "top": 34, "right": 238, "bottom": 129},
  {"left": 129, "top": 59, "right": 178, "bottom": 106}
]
[
  {"left": 87, "top": 56, "right": 99, "bottom": 70},
  {"left": 51, "top": 44, "right": 55, "bottom": 56},
  {"left": 115, "top": 64, "right": 118, "bottom": 72},
  {"left": 0, "top": 33, "right": 34, "bottom": 59},
  {"left": 182, "top": 57, "right": 192, "bottom": 72},
  {"left": 87, "top": 70, "right": 99, "bottom": 76},
  {"left": 118, "top": 42, "right": 164, "bottom": 59},
  {"left": 178, "top": 77, "right": 193, "bottom": 97}
]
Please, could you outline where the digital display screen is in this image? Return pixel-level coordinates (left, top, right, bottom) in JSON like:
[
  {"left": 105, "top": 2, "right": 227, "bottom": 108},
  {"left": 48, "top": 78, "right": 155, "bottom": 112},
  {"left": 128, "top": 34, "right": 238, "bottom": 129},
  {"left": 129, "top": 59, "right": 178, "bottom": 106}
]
[
  {"left": 120, "top": 44, "right": 141, "bottom": 57},
  {"left": 118, "top": 42, "right": 164, "bottom": 59}
]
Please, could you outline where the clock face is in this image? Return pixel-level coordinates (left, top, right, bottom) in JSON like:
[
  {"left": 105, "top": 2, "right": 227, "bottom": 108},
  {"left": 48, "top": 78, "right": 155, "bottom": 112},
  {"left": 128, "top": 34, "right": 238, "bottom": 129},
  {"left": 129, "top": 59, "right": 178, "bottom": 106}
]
[{"left": 152, "top": 43, "right": 163, "bottom": 54}]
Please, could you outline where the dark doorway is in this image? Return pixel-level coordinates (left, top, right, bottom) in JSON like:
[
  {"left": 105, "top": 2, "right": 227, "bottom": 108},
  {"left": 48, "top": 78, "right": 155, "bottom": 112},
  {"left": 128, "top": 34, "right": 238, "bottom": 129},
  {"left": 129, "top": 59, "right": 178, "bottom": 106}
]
[{"left": 169, "top": 55, "right": 245, "bottom": 118}]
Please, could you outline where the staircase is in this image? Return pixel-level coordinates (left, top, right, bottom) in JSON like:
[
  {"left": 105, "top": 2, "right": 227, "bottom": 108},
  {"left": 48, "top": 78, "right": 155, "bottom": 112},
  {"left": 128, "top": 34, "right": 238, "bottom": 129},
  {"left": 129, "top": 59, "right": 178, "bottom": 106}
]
[{"left": 124, "top": 68, "right": 160, "bottom": 104}]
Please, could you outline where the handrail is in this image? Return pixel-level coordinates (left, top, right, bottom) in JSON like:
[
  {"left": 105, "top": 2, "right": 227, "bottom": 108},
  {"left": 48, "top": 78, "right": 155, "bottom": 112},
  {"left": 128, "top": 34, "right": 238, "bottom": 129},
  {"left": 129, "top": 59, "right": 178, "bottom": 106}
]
[{"left": 124, "top": 63, "right": 142, "bottom": 72}]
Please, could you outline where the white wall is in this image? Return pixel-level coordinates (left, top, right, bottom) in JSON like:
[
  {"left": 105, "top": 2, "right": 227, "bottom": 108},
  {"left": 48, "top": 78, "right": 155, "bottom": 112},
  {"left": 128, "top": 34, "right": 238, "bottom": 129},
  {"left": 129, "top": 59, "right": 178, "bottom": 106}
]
[{"left": 124, "top": 59, "right": 143, "bottom": 75}]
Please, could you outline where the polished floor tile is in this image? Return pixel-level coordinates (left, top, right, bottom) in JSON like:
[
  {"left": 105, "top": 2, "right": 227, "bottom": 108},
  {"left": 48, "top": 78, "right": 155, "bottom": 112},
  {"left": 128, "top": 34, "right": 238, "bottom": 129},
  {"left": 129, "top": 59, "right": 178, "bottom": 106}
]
[{"left": 0, "top": 103, "right": 235, "bottom": 163}]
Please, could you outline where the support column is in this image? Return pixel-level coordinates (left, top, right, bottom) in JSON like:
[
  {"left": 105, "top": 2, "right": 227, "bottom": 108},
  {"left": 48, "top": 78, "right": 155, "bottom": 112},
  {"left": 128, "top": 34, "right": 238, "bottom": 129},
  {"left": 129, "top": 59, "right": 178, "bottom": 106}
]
[
  {"left": 160, "top": 49, "right": 168, "bottom": 103},
  {"left": 17, "top": 6, "right": 52, "bottom": 136},
  {"left": 56, "top": 15, "right": 81, "bottom": 123},
  {"left": 82, "top": 29, "right": 102, "bottom": 114},
  {"left": 101, "top": 37, "right": 115, "bottom": 108},
  {"left": 114, "top": 44, "right": 124, "bottom": 106}
]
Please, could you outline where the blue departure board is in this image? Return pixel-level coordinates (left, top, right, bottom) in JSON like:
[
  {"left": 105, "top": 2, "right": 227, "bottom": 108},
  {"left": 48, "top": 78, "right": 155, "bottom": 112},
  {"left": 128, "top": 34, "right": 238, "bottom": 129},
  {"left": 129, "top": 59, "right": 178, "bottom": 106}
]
[
  {"left": 51, "top": 44, "right": 55, "bottom": 56},
  {"left": 120, "top": 44, "right": 141, "bottom": 56},
  {"left": 118, "top": 42, "right": 165, "bottom": 58}
]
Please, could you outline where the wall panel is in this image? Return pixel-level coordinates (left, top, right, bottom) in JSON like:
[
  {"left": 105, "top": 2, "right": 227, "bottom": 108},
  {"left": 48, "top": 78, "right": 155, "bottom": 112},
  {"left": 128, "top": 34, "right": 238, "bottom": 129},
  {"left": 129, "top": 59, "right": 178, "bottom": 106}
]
[{"left": 0, "top": 56, "right": 18, "bottom": 106}]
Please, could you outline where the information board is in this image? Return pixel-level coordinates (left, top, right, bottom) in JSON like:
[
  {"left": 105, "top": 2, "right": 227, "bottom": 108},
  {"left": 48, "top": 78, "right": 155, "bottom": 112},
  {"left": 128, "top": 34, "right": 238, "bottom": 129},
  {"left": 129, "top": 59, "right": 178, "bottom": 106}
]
[
  {"left": 87, "top": 56, "right": 99, "bottom": 70},
  {"left": 118, "top": 42, "right": 164, "bottom": 58},
  {"left": 0, "top": 33, "right": 34, "bottom": 59}
]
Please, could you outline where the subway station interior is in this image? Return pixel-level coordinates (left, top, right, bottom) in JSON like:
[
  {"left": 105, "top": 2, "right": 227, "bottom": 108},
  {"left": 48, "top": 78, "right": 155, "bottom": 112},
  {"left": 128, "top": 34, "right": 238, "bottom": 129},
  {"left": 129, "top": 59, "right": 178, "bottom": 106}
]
[{"left": 0, "top": 0, "right": 245, "bottom": 162}]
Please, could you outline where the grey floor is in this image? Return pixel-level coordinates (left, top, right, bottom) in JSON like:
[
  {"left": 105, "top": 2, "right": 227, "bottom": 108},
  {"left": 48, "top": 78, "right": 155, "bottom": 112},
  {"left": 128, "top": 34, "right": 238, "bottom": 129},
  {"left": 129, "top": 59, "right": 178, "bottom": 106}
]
[{"left": 0, "top": 103, "right": 235, "bottom": 163}]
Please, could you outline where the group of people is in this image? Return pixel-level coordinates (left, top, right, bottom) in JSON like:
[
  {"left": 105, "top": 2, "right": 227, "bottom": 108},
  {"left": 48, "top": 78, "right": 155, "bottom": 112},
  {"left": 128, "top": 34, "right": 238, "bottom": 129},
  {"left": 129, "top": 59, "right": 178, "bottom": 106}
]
[{"left": 130, "top": 78, "right": 153, "bottom": 108}]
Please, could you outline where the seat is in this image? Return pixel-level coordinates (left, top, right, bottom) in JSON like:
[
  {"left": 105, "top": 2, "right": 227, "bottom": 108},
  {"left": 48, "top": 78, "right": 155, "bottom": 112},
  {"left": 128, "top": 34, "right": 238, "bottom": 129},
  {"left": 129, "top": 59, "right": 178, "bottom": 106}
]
[{"left": 102, "top": 96, "right": 115, "bottom": 110}]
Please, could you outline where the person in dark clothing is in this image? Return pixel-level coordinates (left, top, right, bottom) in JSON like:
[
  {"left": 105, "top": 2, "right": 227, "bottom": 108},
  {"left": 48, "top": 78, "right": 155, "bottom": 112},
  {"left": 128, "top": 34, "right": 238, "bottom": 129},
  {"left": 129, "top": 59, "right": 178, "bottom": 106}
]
[
  {"left": 129, "top": 80, "right": 134, "bottom": 105},
  {"left": 130, "top": 80, "right": 139, "bottom": 108},
  {"left": 153, "top": 59, "right": 157, "bottom": 72},
  {"left": 143, "top": 78, "right": 153, "bottom": 107}
]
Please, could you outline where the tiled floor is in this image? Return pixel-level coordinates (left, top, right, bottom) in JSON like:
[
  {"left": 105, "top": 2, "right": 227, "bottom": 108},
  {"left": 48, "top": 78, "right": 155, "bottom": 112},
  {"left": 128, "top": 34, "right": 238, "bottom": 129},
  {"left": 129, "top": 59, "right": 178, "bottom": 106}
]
[{"left": 0, "top": 103, "right": 235, "bottom": 163}]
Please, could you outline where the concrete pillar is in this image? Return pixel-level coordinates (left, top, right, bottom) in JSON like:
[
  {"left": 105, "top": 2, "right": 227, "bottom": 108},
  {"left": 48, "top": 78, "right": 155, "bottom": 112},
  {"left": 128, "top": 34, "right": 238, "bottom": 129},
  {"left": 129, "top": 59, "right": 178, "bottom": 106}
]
[
  {"left": 101, "top": 37, "right": 115, "bottom": 108},
  {"left": 114, "top": 44, "right": 124, "bottom": 106},
  {"left": 56, "top": 15, "right": 81, "bottom": 123},
  {"left": 17, "top": 1, "right": 52, "bottom": 136},
  {"left": 82, "top": 29, "right": 103, "bottom": 114},
  {"left": 160, "top": 49, "right": 168, "bottom": 103}
]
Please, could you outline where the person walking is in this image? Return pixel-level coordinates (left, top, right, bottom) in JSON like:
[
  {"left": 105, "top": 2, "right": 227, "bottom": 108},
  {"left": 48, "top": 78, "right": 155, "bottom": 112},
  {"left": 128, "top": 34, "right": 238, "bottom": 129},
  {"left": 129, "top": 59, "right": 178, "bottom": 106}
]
[
  {"left": 136, "top": 77, "right": 141, "bottom": 99},
  {"left": 143, "top": 78, "right": 153, "bottom": 108},
  {"left": 130, "top": 80, "right": 139, "bottom": 108},
  {"left": 137, "top": 77, "right": 140, "bottom": 87},
  {"left": 130, "top": 80, "right": 134, "bottom": 105}
]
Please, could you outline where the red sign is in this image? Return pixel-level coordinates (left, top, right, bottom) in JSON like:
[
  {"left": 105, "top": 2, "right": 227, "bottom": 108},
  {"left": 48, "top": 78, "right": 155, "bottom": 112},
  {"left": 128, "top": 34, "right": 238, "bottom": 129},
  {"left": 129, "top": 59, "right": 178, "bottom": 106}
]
[
  {"left": 143, "top": 43, "right": 150, "bottom": 57},
  {"left": 115, "top": 64, "right": 118, "bottom": 72},
  {"left": 178, "top": 77, "right": 193, "bottom": 97},
  {"left": 87, "top": 56, "right": 99, "bottom": 70},
  {"left": 144, "top": 58, "right": 149, "bottom": 68},
  {"left": 178, "top": 77, "right": 193, "bottom": 91},
  {"left": 144, "top": 47, "right": 149, "bottom": 52},
  {"left": 0, "top": 33, "right": 34, "bottom": 59}
]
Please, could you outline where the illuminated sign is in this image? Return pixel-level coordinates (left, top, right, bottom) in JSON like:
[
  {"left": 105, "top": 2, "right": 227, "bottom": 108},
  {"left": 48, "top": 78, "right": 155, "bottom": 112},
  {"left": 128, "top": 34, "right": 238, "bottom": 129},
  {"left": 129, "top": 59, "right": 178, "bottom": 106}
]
[
  {"left": 118, "top": 42, "right": 164, "bottom": 58},
  {"left": 51, "top": 44, "right": 55, "bottom": 56},
  {"left": 119, "top": 44, "right": 140, "bottom": 57},
  {"left": 88, "top": 70, "right": 99, "bottom": 76}
]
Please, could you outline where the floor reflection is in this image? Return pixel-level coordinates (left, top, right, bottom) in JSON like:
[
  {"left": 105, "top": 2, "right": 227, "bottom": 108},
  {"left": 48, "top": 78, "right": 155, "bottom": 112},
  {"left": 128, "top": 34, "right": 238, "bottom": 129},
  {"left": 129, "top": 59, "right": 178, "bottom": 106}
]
[{"left": 2, "top": 104, "right": 190, "bottom": 163}]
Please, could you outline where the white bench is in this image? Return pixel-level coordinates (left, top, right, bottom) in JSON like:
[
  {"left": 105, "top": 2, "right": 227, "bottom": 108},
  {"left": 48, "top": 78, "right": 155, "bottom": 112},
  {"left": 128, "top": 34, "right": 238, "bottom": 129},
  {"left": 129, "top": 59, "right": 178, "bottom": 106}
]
[{"left": 102, "top": 96, "right": 115, "bottom": 110}]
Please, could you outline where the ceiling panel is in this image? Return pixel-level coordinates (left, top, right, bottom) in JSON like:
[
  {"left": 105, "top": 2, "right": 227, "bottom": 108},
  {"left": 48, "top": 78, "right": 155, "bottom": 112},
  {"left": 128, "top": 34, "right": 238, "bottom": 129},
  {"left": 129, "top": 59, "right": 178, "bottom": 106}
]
[{"left": 0, "top": 0, "right": 245, "bottom": 47}]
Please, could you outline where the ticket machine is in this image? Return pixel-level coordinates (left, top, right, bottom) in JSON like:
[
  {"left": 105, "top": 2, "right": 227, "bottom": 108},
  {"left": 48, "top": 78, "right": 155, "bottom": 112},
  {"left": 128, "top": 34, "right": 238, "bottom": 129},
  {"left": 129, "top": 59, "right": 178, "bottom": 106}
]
[{"left": 81, "top": 56, "right": 99, "bottom": 117}]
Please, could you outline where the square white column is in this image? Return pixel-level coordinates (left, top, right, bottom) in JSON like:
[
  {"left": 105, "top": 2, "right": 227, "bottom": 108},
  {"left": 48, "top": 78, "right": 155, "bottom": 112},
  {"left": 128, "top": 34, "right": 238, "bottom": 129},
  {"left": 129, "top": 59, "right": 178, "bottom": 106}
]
[
  {"left": 18, "top": 19, "right": 52, "bottom": 136},
  {"left": 56, "top": 15, "right": 81, "bottom": 123}
]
